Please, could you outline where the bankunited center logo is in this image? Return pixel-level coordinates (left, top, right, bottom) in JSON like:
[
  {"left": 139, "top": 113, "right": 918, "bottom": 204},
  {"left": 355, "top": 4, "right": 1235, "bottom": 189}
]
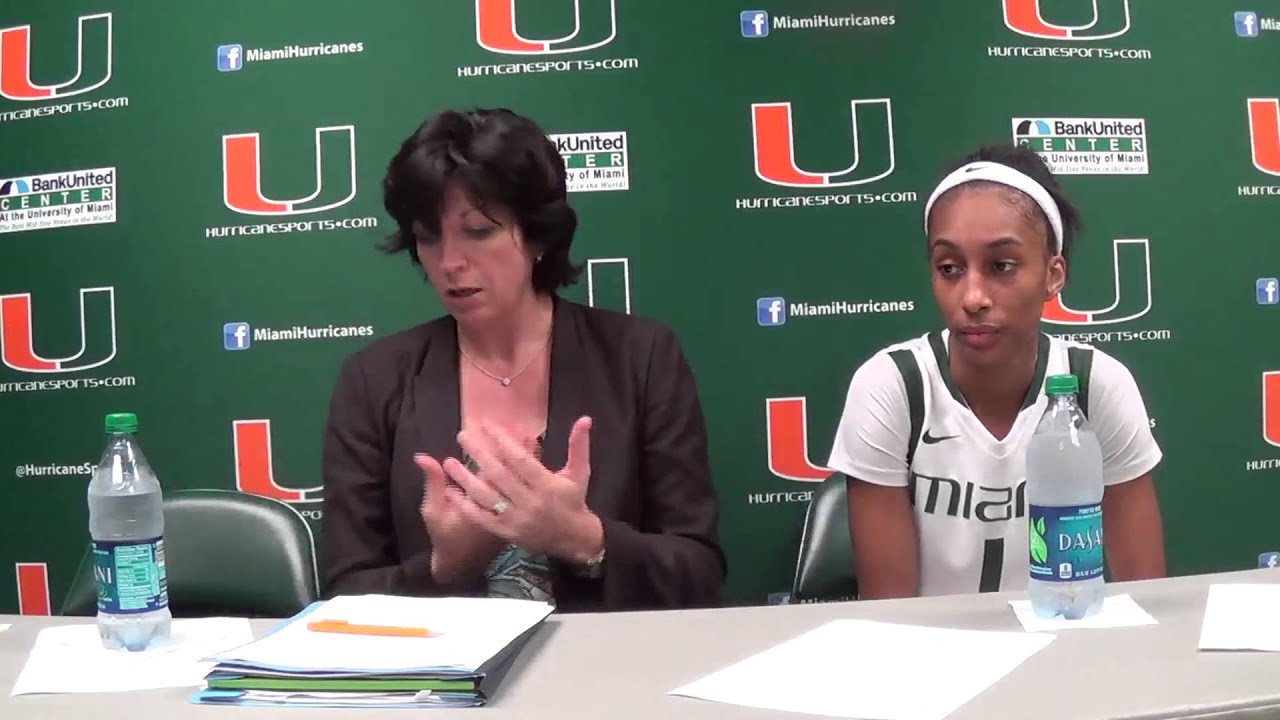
[
  {"left": 990, "top": 0, "right": 1151, "bottom": 60},
  {"left": 737, "top": 98, "right": 917, "bottom": 210},
  {"left": 0, "top": 12, "right": 129, "bottom": 123},
  {"left": 0, "top": 286, "right": 136, "bottom": 392},
  {"left": 233, "top": 419, "right": 322, "bottom": 519},
  {"left": 1242, "top": 97, "right": 1280, "bottom": 198},
  {"left": 206, "top": 125, "right": 379, "bottom": 238},
  {"left": 551, "top": 131, "right": 629, "bottom": 192},
  {"left": 0, "top": 167, "right": 116, "bottom": 234},
  {"left": 1013, "top": 117, "right": 1148, "bottom": 174},
  {"left": 1041, "top": 238, "right": 1170, "bottom": 343},
  {"left": 458, "top": 0, "right": 638, "bottom": 77}
]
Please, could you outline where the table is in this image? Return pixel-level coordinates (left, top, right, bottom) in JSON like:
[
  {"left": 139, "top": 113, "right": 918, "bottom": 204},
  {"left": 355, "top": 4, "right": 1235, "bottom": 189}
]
[{"left": 3, "top": 568, "right": 1280, "bottom": 719}]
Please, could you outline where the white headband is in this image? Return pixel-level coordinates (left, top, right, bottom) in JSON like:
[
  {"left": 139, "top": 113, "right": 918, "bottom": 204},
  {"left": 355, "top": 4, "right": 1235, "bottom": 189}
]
[{"left": 923, "top": 161, "right": 1064, "bottom": 256}]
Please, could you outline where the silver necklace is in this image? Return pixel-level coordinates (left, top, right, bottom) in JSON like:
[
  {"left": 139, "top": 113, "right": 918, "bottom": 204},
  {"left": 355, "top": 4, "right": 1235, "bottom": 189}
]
[{"left": 459, "top": 330, "right": 551, "bottom": 387}]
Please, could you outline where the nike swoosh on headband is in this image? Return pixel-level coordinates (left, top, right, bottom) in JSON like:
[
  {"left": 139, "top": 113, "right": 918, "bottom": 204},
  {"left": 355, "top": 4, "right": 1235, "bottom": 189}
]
[{"left": 922, "top": 161, "right": 1064, "bottom": 256}]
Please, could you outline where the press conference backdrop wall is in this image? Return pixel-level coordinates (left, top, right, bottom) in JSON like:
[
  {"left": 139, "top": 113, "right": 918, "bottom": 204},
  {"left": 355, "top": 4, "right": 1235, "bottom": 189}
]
[{"left": 2, "top": 0, "right": 1279, "bottom": 614}]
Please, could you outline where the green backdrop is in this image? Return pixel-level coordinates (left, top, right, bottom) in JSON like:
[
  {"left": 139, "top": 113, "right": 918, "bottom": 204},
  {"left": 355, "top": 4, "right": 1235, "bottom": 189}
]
[{"left": 3, "top": 0, "right": 1279, "bottom": 614}]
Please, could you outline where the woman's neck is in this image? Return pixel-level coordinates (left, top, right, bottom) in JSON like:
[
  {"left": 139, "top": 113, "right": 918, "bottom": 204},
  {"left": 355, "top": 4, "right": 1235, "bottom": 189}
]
[
  {"left": 456, "top": 291, "right": 554, "bottom": 364},
  {"left": 950, "top": 333, "right": 1040, "bottom": 419}
]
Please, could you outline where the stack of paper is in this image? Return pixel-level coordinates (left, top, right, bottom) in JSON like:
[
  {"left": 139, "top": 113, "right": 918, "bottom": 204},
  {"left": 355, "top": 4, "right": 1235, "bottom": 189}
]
[{"left": 191, "top": 594, "right": 553, "bottom": 709}]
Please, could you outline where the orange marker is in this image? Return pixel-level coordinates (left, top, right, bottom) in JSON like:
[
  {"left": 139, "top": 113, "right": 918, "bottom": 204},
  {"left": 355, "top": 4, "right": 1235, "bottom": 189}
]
[{"left": 306, "top": 619, "right": 433, "bottom": 638}]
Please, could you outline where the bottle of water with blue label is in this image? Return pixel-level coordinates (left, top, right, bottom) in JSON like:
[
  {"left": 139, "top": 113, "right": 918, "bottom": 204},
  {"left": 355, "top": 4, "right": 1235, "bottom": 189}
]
[
  {"left": 88, "top": 412, "right": 171, "bottom": 651},
  {"left": 1026, "top": 375, "right": 1105, "bottom": 619}
]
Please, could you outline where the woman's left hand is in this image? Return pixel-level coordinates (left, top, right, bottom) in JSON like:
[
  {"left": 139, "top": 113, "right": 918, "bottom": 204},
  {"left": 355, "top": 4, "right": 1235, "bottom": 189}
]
[{"left": 444, "top": 416, "right": 605, "bottom": 565}]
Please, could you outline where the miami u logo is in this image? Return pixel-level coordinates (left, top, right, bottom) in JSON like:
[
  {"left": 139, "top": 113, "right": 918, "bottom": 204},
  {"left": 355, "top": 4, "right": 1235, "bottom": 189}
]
[{"left": 1003, "top": 0, "right": 1131, "bottom": 40}]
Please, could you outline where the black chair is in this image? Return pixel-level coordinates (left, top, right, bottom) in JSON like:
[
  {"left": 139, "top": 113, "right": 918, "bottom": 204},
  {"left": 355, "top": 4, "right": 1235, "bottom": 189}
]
[
  {"left": 62, "top": 489, "right": 320, "bottom": 617},
  {"left": 790, "top": 473, "right": 858, "bottom": 603}
]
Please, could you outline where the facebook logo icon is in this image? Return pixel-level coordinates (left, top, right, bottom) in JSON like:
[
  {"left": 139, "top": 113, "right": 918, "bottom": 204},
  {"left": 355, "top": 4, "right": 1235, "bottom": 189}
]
[
  {"left": 217, "top": 44, "right": 244, "bottom": 72},
  {"left": 757, "top": 297, "right": 786, "bottom": 326},
  {"left": 224, "top": 322, "right": 251, "bottom": 350},
  {"left": 741, "top": 11, "right": 769, "bottom": 38},
  {"left": 1235, "top": 11, "right": 1260, "bottom": 37},
  {"left": 1258, "top": 278, "right": 1278, "bottom": 305},
  {"left": 1259, "top": 551, "right": 1280, "bottom": 569}
]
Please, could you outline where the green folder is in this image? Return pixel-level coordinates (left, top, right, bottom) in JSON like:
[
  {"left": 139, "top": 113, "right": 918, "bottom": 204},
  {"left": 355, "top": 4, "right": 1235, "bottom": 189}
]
[{"left": 207, "top": 676, "right": 477, "bottom": 692}]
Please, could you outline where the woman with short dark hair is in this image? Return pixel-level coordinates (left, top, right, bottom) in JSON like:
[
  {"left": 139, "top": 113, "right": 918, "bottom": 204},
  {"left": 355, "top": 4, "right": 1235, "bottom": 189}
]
[{"left": 321, "top": 107, "right": 726, "bottom": 612}]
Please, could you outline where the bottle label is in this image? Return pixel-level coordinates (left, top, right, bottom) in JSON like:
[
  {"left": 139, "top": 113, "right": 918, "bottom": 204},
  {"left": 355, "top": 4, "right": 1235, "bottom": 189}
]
[
  {"left": 1028, "top": 504, "right": 1103, "bottom": 582},
  {"left": 92, "top": 536, "right": 168, "bottom": 614}
]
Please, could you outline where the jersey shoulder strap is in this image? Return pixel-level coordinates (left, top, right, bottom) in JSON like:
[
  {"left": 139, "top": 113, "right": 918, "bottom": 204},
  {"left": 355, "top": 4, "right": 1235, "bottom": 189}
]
[
  {"left": 888, "top": 348, "right": 925, "bottom": 467},
  {"left": 1067, "top": 346, "right": 1094, "bottom": 418}
]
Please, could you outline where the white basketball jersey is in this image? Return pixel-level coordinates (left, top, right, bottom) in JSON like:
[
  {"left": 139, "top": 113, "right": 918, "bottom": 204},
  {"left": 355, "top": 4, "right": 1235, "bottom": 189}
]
[{"left": 827, "top": 329, "right": 1161, "bottom": 598}]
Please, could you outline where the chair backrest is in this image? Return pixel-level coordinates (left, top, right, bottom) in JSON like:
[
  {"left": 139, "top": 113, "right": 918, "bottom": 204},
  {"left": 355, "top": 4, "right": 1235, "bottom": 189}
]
[
  {"left": 62, "top": 489, "right": 319, "bottom": 618},
  {"left": 790, "top": 473, "right": 858, "bottom": 604}
]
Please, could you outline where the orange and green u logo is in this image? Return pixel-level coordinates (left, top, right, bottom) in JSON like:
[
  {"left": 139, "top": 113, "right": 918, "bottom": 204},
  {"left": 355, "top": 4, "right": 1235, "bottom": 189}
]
[
  {"left": 1249, "top": 98, "right": 1280, "bottom": 177},
  {"left": 222, "top": 126, "right": 357, "bottom": 216},
  {"left": 0, "top": 287, "right": 116, "bottom": 374},
  {"left": 1043, "top": 239, "right": 1151, "bottom": 326},
  {"left": 766, "top": 397, "right": 833, "bottom": 482},
  {"left": 1003, "top": 0, "right": 1131, "bottom": 41},
  {"left": 233, "top": 419, "right": 322, "bottom": 503},
  {"left": 1264, "top": 374, "right": 1280, "bottom": 448},
  {"left": 0, "top": 13, "right": 112, "bottom": 101},
  {"left": 752, "top": 99, "right": 895, "bottom": 188},
  {"left": 475, "top": 0, "right": 617, "bottom": 55}
]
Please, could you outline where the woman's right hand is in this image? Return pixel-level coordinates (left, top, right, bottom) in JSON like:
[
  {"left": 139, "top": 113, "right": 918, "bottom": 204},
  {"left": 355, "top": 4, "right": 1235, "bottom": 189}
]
[{"left": 414, "top": 453, "right": 504, "bottom": 585}]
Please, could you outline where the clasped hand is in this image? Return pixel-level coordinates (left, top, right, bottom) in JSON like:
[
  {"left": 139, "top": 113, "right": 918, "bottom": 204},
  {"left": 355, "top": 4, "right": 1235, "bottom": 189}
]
[{"left": 414, "top": 416, "right": 603, "bottom": 583}]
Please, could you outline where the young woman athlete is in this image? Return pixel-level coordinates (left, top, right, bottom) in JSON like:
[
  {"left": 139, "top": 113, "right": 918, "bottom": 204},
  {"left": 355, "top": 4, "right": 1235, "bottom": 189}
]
[{"left": 826, "top": 143, "right": 1166, "bottom": 599}]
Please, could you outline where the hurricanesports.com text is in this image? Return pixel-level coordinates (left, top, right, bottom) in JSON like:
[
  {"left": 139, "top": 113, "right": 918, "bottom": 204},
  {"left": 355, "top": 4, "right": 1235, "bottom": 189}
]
[
  {"left": 457, "top": 57, "right": 639, "bottom": 77},
  {"left": 206, "top": 216, "right": 378, "bottom": 238},
  {"left": 748, "top": 491, "right": 814, "bottom": 505},
  {"left": 0, "top": 375, "right": 136, "bottom": 394},
  {"left": 736, "top": 191, "right": 918, "bottom": 210},
  {"left": 15, "top": 463, "right": 93, "bottom": 479},
  {"left": 1049, "top": 329, "right": 1172, "bottom": 343},
  {"left": 1239, "top": 185, "right": 1280, "bottom": 197},
  {"left": 0, "top": 96, "right": 129, "bottom": 124},
  {"left": 988, "top": 46, "right": 1151, "bottom": 61}
]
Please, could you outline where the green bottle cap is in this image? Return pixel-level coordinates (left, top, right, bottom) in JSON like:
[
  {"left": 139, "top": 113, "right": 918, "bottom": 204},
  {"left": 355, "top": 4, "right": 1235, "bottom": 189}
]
[
  {"left": 104, "top": 412, "right": 138, "bottom": 433},
  {"left": 1045, "top": 374, "right": 1079, "bottom": 396}
]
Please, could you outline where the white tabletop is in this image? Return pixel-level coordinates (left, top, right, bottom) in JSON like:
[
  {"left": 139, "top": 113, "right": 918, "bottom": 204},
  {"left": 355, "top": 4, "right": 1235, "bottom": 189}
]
[{"left": 4, "top": 568, "right": 1280, "bottom": 719}]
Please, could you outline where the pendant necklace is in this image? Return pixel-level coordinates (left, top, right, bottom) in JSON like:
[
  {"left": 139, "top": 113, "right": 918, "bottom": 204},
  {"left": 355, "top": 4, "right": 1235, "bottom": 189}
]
[{"left": 459, "top": 329, "right": 551, "bottom": 387}]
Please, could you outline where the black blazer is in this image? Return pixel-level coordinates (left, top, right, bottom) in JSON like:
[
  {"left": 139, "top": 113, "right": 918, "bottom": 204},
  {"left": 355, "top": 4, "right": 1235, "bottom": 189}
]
[{"left": 320, "top": 295, "right": 727, "bottom": 612}]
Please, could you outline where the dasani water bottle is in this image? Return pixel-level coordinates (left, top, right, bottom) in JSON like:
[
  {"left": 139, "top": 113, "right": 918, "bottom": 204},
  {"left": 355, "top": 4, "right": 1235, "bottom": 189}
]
[
  {"left": 1026, "top": 375, "right": 1105, "bottom": 619},
  {"left": 88, "top": 412, "right": 171, "bottom": 651}
]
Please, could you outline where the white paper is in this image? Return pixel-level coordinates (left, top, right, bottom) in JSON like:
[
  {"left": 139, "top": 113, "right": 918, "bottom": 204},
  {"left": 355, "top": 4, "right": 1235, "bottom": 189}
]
[
  {"left": 242, "top": 690, "right": 426, "bottom": 702},
  {"left": 229, "top": 689, "right": 449, "bottom": 707},
  {"left": 1199, "top": 584, "right": 1280, "bottom": 651},
  {"left": 0, "top": 624, "right": 10, "bottom": 633},
  {"left": 670, "top": 619, "right": 1053, "bottom": 720},
  {"left": 1008, "top": 593, "right": 1157, "bottom": 632},
  {"left": 10, "top": 617, "right": 253, "bottom": 696},
  {"left": 206, "top": 594, "right": 553, "bottom": 674}
]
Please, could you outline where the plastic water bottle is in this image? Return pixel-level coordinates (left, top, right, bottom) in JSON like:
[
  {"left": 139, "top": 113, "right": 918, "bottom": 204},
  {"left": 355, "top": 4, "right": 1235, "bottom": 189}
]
[
  {"left": 1026, "top": 375, "right": 1105, "bottom": 619},
  {"left": 88, "top": 412, "right": 171, "bottom": 651}
]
